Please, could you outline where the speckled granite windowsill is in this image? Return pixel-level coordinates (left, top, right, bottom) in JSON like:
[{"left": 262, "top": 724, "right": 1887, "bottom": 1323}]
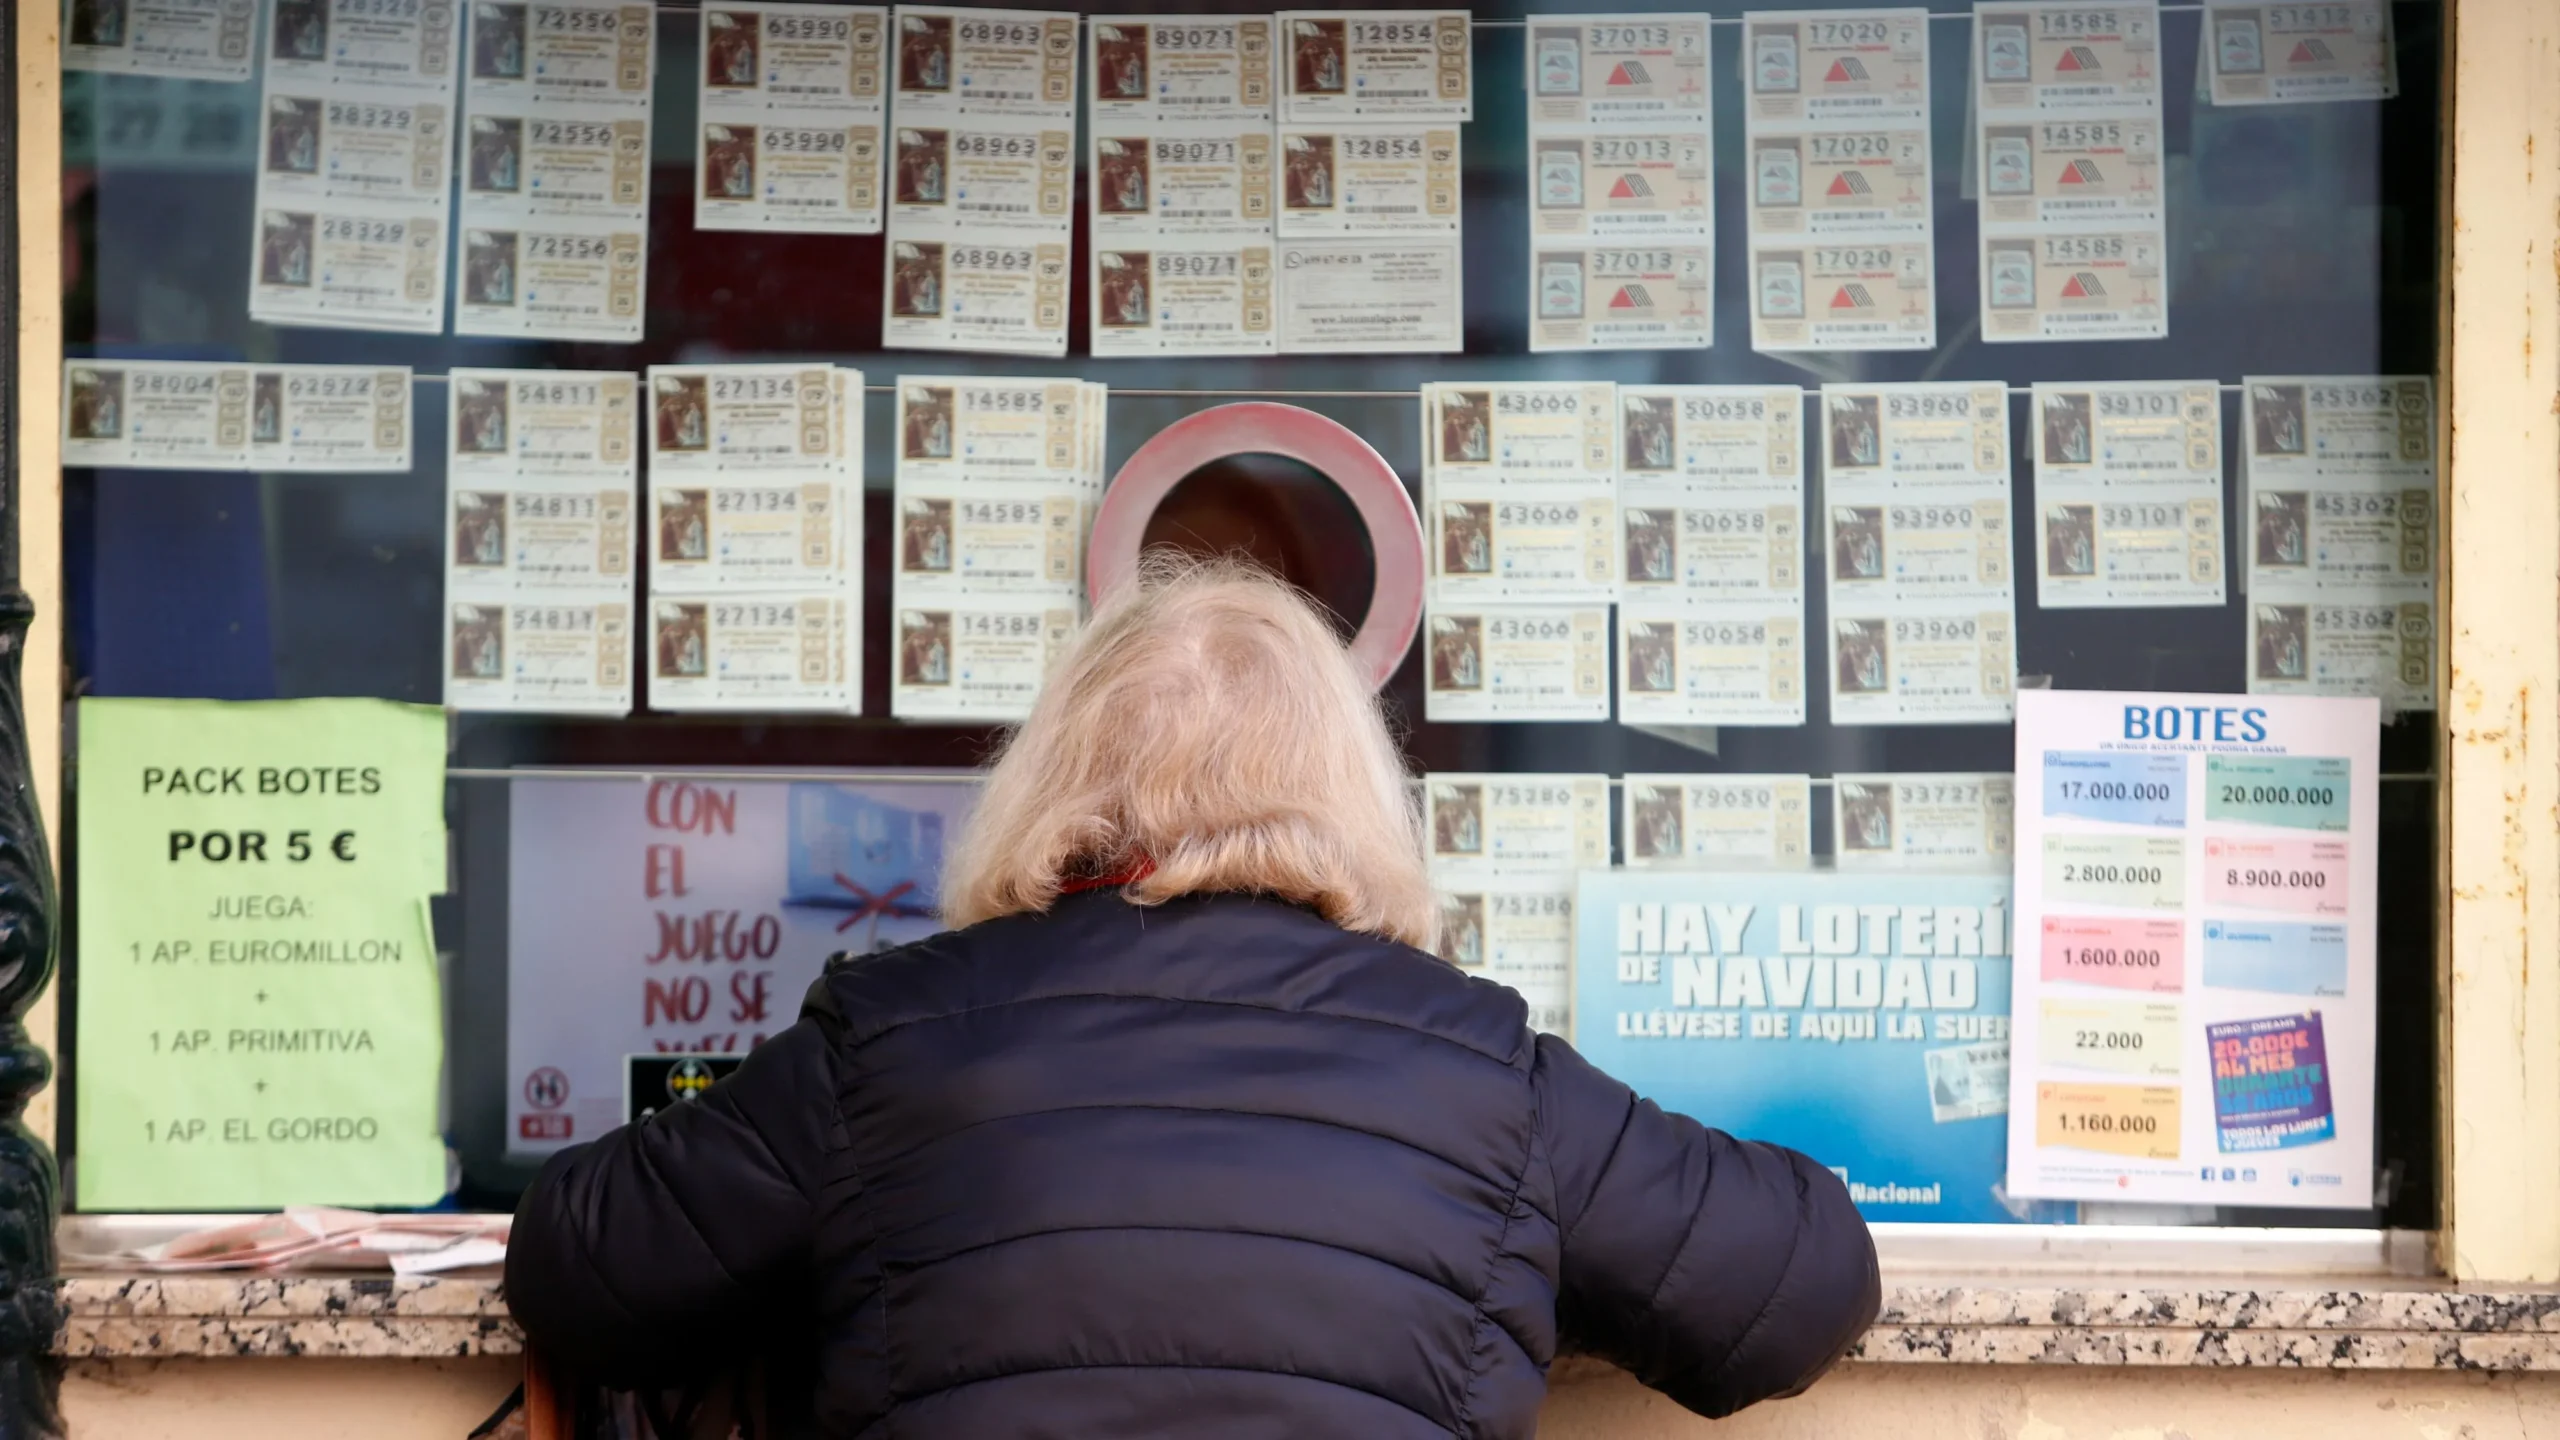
[{"left": 53, "top": 1271, "right": 2560, "bottom": 1370}]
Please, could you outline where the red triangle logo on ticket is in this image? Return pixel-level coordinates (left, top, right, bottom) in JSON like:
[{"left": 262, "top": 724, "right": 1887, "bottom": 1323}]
[
  {"left": 1609, "top": 175, "right": 1646, "bottom": 199},
  {"left": 1610, "top": 287, "right": 1641, "bottom": 309},
  {"left": 1606, "top": 63, "right": 1638, "bottom": 85}
]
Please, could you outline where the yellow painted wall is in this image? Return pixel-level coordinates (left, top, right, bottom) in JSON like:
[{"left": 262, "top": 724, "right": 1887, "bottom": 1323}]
[{"left": 56, "top": 1362, "right": 2560, "bottom": 1439}]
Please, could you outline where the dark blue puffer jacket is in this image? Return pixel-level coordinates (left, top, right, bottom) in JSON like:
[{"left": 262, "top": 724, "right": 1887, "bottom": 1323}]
[{"left": 507, "top": 889, "right": 1879, "bottom": 1436}]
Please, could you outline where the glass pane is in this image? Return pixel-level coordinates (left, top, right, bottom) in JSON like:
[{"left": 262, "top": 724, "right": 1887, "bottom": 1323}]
[{"left": 54, "top": 0, "right": 2441, "bottom": 1231}]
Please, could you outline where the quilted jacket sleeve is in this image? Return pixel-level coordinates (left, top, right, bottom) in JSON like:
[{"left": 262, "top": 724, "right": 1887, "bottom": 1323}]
[
  {"left": 1533, "top": 1033, "right": 1880, "bottom": 1418},
  {"left": 505, "top": 1017, "right": 840, "bottom": 1389}
]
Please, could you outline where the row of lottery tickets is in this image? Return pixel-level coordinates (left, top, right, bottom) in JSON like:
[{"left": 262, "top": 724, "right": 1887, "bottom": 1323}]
[
  {"left": 60, "top": 362, "right": 2433, "bottom": 719},
  {"left": 442, "top": 365, "right": 869, "bottom": 714},
  {"left": 70, "top": 2, "right": 2397, "bottom": 356},
  {"left": 1416, "top": 374, "right": 2435, "bottom": 727},
  {"left": 889, "top": 9, "right": 1481, "bottom": 356},
  {"left": 888, "top": 376, "right": 1111, "bottom": 719},
  {"left": 1424, "top": 770, "right": 2014, "bottom": 1034}
]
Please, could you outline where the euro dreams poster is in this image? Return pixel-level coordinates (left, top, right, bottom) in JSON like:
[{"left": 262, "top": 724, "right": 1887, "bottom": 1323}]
[{"left": 1575, "top": 870, "right": 2063, "bottom": 1224}]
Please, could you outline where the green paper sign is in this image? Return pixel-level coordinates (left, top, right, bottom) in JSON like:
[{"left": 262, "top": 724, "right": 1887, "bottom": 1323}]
[{"left": 74, "top": 698, "right": 449, "bottom": 1210}]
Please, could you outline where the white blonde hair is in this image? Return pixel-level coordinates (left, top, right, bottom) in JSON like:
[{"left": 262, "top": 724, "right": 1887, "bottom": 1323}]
[{"left": 942, "top": 556, "right": 1436, "bottom": 948}]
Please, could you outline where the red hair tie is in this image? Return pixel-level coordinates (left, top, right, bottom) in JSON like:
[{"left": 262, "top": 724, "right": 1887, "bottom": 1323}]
[{"left": 1059, "top": 855, "right": 1157, "bottom": 895}]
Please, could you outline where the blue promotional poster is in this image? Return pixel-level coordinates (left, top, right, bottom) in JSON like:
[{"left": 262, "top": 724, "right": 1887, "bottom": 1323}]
[{"left": 1575, "top": 868, "right": 2064, "bottom": 1224}]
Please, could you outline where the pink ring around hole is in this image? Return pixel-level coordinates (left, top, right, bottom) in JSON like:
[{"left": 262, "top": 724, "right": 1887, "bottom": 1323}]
[{"left": 1087, "top": 402, "right": 1425, "bottom": 693}]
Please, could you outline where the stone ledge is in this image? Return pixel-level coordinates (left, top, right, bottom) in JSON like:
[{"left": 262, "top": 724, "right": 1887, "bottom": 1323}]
[{"left": 53, "top": 1273, "right": 2560, "bottom": 1369}]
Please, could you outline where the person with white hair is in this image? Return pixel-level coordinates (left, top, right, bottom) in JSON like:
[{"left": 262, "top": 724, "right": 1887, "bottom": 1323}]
[{"left": 508, "top": 558, "right": 1878, "bottom": 1437}]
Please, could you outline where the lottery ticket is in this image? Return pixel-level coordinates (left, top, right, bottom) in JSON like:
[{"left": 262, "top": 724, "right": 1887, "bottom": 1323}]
[
  {"left": 2245, "top": 479, "right": 2432, "bottom": 597},
  {"left": 696, "top": 4, "right": 888, "bottom": 235},
  {"left": 1425, "top": 773, "right": 1610, "bottom": 874},
  {"left": 1975, "top": 2, "right": 2168, "bottom": 344},
  {"left": 1825, "top": 491, "right": 2013, "bottom": 604},
  {"left": 889, "top": 602, "right": 1080, "bottom": 720},
  {"left": 446, "top": 475, "right": 633, "bottom": 591},
  {"left": 1420, "top": 605, "right": 1611, "bottom": 723},
  {"left": 1528, "top": 243, "right": 1713, "bottom": 352},
  {"left": 1090, "top": 15, "right": 1275, "bottom": 122},
  {"left": 1982, "top": 228, "right": 2168, "bottom": 342},
  {"left": 2242, "top": 375, "right": 2433, "bottom": 485},
  {"left": 248, "top": 203, "right": 446, "bottom": 334},
  {"left": 1621, "top": 773, "right": 1815, "bottom": 867},
  {"left": 2204, "top": 0, "right": 2396, "bottom": 106},
  {"left": 1091, "top": 126, "right": 1274, "bottom": 240},
  {"left": 62, "top": 360, "right": 412, "bottom": 473},
  {"left": 1091, "top": 244, "right": 1278, "bottom": 358},
  {"left": 1832, "top": 772, "right": 2016, "bottom": 868},
  {"left": 2246, "top": 598, "right": 2432, "bottom": 708},
  {"left": 2038, "top": 493, "right": 2224, "bottom": 608},
  {"left": 1529, "top": 123, "right": 1713, "bottom": 240},
  {"left": 1432, "top": 878, "right": 1573, "bottom": 1035},
  {"left": 249, "top": 1, "right": 462, "bottom": 334},
  {"left": 1428, "top": 490, "right": 1617, "bottom": 604},
  {"left": 651, "top": 479, "right": 850, "bottom": 593},
  {"left": 887, "top": 118, "right": 1075, "bottom": 233},
  {"left": 1743, "top": 9, "right": 1929, "bottom": 126},
  {"left": 1926, "top": 1041, "right": 2012, "bottom": 1120},
  {"left": 2031, "top": 381, "right": 2226, "bottom": 608},
  {"left": 1527, "top": 15, "right": 1710, "bottom": 125},
  {"left": 451, "top": 217, "right": 648, "bottom": 342},
  {"left": 464, "top": 0, "right": 653, "bottom": 111},
  {"left": 883, "top": 236, "right": 1072, "bottom": 357},
  {"left": 1980, "top": 115, "right": 2163, "bottom": 227},
  {"left": 1619, "top": 499, "right": 1804, "bottom": 605},
  {"left": 256, "top": 91, "right": 452, "bottom": 213},
  {"left": 647, "top": 593, "right": 856, "bottom": 713},
  {"left": 444, "top": 595, "right": 632, "bottom": 714},
  {"left": 1275, "top": 124, "right": 1460, "bottom": 238},
  {"left": 1975, "top": 3, "right": 2163, "bottom": 115},
  {"left": 890, "top": 481, "right": 1085, "bottom": 597},
  {"left": 461, "top": 108, "right": 647, "bottom": 223},
  {"left": 1277, "top": 10, "right": 1472, "bottom": 122},
  {"left": 1742, "top": 10, "right": 1932, "bottom": 355},
  {"left": 1826, "top": 602, "right": 2018, "bottom": 725},
  {"left": 1274, "top": 240, "right": 1463, "bottom": 354},
  {"left": 1746, "top": 124, "right": 1931, "bottom": 237},
  {"left": 1618, "top": 605, "right": 1808, "bottom": 726},
  {"left": 1748, "top": 238, "right": 1935, "bottom": 351},
  {"left": 1423, "top": 382, "right": 1616, "bottom": 488},
  {"left": 889, "top": 6, "right": 1079, "bottom": 122},
  {"left": 646, "top": 364, "right": 851, "bottom": 476},
  {"left": 1819, "top": 382, "right": 2011, "bottom": 494},
  {"left": 67, "top": 0, "right": 258, "bottom": 80},
  {"left": 266, "top": 0, "right": 458, "bottom": 92},
  {"left": 892, "top": 376, "right": 1101, "bottom": 487},
  {"left": 448, "top": 368, "right": 638, "bottom": 481},
  {"left": 1617, "top": 385, "right": 1803, "bottom": 490}
]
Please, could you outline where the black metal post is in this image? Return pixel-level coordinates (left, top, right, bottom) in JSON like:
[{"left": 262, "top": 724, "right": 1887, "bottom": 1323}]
[{"left": 0, "top": 5, "right": 66, "bottom": 1434}]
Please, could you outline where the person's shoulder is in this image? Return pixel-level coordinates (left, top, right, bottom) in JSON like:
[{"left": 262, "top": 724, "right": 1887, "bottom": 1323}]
[{"left": 796, "top": 906, "right": 1048, "bottom": 1041}]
